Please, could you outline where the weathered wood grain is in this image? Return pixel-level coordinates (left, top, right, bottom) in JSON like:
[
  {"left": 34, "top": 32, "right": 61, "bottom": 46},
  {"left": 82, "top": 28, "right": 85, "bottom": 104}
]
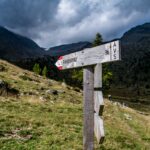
[
  {"left": 94, "top": 63, "right": 102, "bottom": 88},
  {"left": 94, "top": 113, "right": 105, "bottom": 144},
  {"left": 83, "top": 67, "right": 94, "bottom": 150},
  {"left": 94, "top": 91, "right": 104, "bottom": 116},
  {"left": 94, "top": 63, "right": 105, "bottom": 144},
  {"left": 94, "top": 63, "right": 103, "bottom": 116},
  {"left": 55, "top": 40, "right": 121, "bottom": 70}
]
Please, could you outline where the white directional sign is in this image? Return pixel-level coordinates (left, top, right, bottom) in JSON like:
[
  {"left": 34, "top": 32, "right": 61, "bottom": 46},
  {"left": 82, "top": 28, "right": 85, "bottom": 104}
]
[
  {"left": 55, "top": 40, "right": 121, "bottom": 148},
  {"left": 55, "top": 40, "right": 121, "bottom": 70}
]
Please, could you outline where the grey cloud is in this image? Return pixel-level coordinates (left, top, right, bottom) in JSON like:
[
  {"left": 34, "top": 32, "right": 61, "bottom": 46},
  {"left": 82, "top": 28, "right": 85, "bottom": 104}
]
[
  {"left": 0, "top": 0, "right": 59, "bottom": 38},
  {"left": 117, "top": 0, "right": 150, "bottom": 14},
  {"left": 0, "top": 0, "right": 150, "bottom": 47},
  {"left": 0, "top": 0, "right": 59, "bottom": 27}
]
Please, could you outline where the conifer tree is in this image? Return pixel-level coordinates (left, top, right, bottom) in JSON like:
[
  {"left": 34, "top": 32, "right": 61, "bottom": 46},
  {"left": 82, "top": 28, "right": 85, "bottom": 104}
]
[
  {"left": 42, "top": 66, "right": 48, "bottom": 77},
  {"left": 93, "top": 33, "right": 112, "bottom": 89},
  {"left": 93, "top": 33, "right": 103, "bottom": 46},
  {"left": 33, "top": 63, "right": 41, "bottom": 75}
]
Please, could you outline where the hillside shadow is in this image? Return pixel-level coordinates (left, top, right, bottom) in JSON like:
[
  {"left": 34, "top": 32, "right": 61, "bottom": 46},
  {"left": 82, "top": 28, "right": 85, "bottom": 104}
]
[{"left": 108, "top": 97, "right": 150, "bottom": 114}]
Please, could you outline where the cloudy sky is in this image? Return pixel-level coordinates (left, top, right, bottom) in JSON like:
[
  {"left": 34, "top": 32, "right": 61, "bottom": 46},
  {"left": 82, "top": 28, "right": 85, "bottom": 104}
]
[{"left": 0, "top": 0, "right": 150, "bottom": 48}]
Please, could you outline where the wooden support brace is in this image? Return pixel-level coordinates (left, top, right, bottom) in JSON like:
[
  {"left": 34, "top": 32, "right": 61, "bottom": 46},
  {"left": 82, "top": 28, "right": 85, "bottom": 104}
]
[
  {"left": 94, "top": 63, "right": 105, "bottom": 144},
  {"left": 94, "top": 91, "right": 104, "bottom": 116},
  {"left": 94, "top": 113, "right": 105, "bottom": 144}
]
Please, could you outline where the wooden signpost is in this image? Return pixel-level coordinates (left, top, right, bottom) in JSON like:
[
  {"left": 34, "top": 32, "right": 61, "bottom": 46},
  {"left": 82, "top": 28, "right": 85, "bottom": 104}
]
[{"left": 55, "top": 40, "right": 121, "bottom": 150}]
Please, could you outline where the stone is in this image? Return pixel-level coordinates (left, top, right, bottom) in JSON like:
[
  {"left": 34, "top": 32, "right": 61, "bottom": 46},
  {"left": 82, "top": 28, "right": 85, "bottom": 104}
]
[
  {"left": 124, "top": 113, "right": 132, "bottom": 120},
  {"left": 0, "top": 65, "right": 5, "bottom": 72},
  {"left": 0, "top": 80, "right": 8, "bottom": 96},
  {"left": 39, "top": 96, "right": 45, "bottom": 101},
  {"left": 35, "top": 91, "right": 39, "bottom": 95},
  {"left": 108, "top": 95, "right": 112, "bottom": 101},
  {"left": 46, "top": 89, "right": 58, "bottom": 95},
  {"left": 28, "top": 91, "right": 34, "bottom": 95},
  {"left": 0, "top": 80, "right": 19, "bottom": 97},
  {"left": 74, "top": 87, "right": 80, "bottom": 92},
  {"left": 57, "top": 90, "right": 65, "bottom": 94},
  {"left": 61, "top": 82, "right": 67, "bottom": 88},
  {"left": 20, "top": 93, "right": 24, "bottom": 96},
  {"left": 40, "top": 87, "right": 45, "bottom": 90}
]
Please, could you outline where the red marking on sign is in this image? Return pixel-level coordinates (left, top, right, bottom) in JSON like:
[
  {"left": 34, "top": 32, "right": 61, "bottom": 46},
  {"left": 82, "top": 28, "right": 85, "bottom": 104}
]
[
  {"left": 55, "top": 56, "right": 63, "bottom": 70},
  {"left": 58, "top": 56, "right": 63, "bottom": 60},
  {"left": 58, "top": 66, "right": 63, "bottom": 70}
]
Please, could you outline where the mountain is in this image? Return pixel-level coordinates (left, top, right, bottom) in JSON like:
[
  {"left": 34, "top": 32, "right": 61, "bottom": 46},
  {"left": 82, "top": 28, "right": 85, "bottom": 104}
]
[
  {"left": 108, "top": 23, "right": 150, "bottom": 98},
  {"left": 47, "top": 41, "right": 92, "bottom": 56},
  {"left": 0, "top": 27, "right": 92, "bottom": 74},
  {"left": 121, "top": 23, "right": 150, "bottom": 59},
  {"left": 0, "top": 26, "right": 46, "bottom": 61},
  {"left": 0, "top": 26, "right": 92, "bottom": 60},
  {"left": 121, "top": 23, "right": 150, "bottom": 44},
  {"left": 45, "top": 23, "right": 150, "bottom": 100},
  {"left": 0, "top": 23, "right": 149, "bottom": 99}
]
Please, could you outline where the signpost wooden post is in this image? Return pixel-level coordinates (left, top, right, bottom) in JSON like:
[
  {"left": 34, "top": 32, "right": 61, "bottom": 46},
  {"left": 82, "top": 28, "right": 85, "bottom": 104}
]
[
  {"left": 83, "top": 67, "right": 94, "bottom": 150},
  {"left": 55, "top": 40, "right": 121, "bottom": 149}
]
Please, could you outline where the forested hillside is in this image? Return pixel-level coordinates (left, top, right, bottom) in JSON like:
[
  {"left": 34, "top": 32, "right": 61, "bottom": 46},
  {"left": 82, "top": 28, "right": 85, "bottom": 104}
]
[
  {"left": 108, "top": 23, "right": 150, "bottom": 100},
  {"left": 0, "top": 26, "right": 45, "bottom": 61}
]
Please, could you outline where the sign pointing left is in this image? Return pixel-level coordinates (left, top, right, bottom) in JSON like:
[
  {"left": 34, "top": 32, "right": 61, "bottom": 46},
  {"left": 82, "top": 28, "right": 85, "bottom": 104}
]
[
  {"left": 56, "top": 56, "right": 63, "bottom": 70},
  {"left": 55, "top": 40, "right": 121, "bottom": 70},
  {"left": 55, "top": 40, "right": 121, "bottom": 149}
]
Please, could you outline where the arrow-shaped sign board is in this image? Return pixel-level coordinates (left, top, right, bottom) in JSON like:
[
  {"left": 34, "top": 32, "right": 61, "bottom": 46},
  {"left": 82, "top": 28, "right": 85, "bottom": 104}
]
[{"left": 56, "top": 40, "right": 121, "bottom": 70}]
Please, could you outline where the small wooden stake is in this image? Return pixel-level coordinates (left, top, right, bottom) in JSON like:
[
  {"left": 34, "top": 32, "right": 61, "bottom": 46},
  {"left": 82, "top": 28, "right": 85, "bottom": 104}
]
[{"left": 83, "top": 67, "right": 94, "bottom": 150}]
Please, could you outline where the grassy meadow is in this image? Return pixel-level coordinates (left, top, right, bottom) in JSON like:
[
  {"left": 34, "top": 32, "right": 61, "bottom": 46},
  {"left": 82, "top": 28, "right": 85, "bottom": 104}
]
[{"left": 0, "top": 60, "right": 150, "bottom": 150}]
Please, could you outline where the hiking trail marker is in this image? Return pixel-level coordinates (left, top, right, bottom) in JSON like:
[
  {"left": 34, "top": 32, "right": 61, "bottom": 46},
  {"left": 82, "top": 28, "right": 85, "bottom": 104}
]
[{"left": 55, "top": 40, "right": 121, "bottom": 150}]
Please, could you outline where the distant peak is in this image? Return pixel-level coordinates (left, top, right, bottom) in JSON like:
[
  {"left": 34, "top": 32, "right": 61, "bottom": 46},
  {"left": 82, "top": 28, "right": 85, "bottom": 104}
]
[
  {"left": 0, "top": 25, "right": 6, "bottom": 30},
  {"left": 142, "top": 22, "right": 150, "bottom": 26},
  {"left": 121, "top": 22, "right": 150, "bottom": 43}
]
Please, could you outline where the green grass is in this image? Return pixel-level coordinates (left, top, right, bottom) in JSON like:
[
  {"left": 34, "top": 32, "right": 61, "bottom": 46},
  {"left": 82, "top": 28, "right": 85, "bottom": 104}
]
[
  {"left": 0, "top": 60, "right": 150, "bottom": 149},
  {"left": 0, "top": 98, "right": 83, "bottom": 150},
  {"left": 0, "top": 97, "right": 149, "bottom": 150}
]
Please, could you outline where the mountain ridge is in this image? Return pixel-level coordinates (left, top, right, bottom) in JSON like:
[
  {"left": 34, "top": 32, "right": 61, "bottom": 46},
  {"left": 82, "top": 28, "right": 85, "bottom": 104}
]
[
  {"left": 0, "top": 23, "right": 150, "bottom": 96},
  {"left": 0, "top": 26, "right": 46, "bottom": 61},
  {"left": 47, "top": 41, "right": 92, "bottom": 56},
  {"left": 121, "top": 23, "right": 150, "bottom": 44},
  {"left": 0, "top": 23, "right": 150, "bottom": 60}
]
